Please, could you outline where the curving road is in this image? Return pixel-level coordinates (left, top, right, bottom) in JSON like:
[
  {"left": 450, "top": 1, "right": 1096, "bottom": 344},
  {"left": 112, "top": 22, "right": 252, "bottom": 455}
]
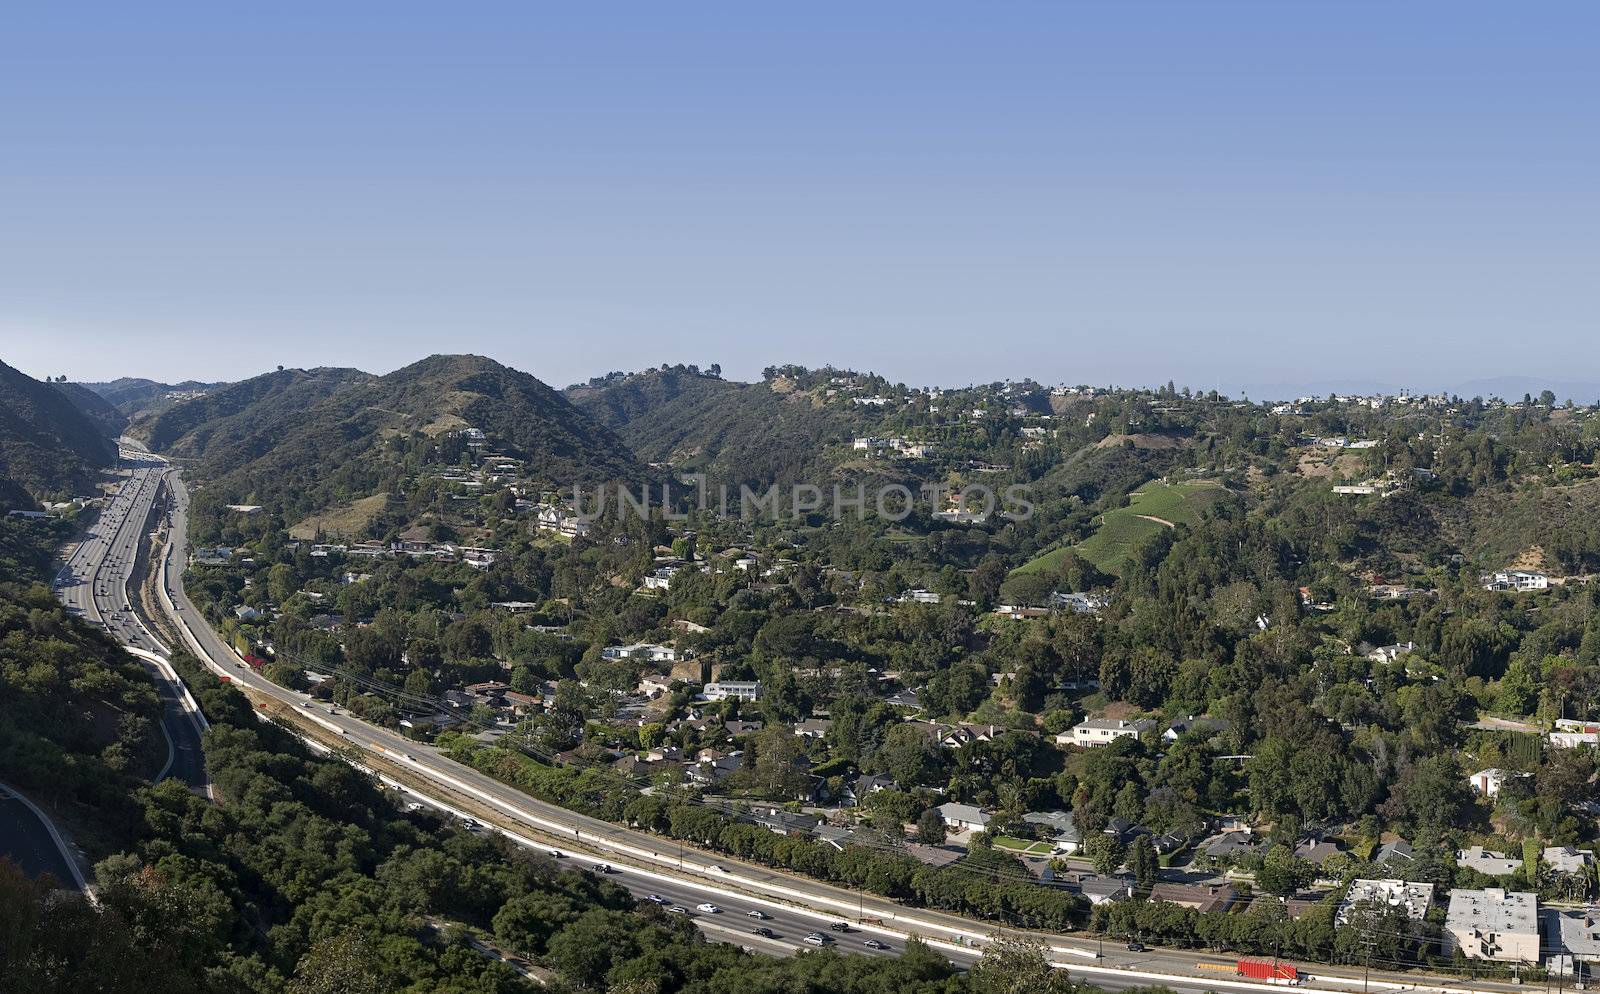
[
  {"left": 0, "top": 781, "right": 87, "bottom": 892},
  {"left": 54, "top": 448, "right": 209, "bottom": 793}
]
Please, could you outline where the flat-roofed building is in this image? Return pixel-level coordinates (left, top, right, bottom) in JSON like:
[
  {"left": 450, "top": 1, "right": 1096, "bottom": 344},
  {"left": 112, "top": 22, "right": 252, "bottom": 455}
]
[{"left": 1444, "top": 888, "right": 1540, "bottom": 963}]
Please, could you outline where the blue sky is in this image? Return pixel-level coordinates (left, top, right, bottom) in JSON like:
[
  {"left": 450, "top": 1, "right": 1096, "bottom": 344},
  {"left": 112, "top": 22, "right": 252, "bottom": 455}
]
[{"left": 2, "top": 2, "right": 1595, "bottom": 394}]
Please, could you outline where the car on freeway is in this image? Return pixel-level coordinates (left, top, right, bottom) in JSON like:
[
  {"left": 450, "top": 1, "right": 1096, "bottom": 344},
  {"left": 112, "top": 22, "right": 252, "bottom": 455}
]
[
  {"left": 708, "top": 864, "right": 729, "bottom": 873},
  {"left": 591, "top": 863, "right": 613, "bottom": 874},
  {"left": 695, "top": 903, "right": 721, "bottom": 914},
  {"left": 863, "top": 939, "right": 889, "bottom": 950},
  {"left": 745, "top": 909, "right": 768, "bottom": 920},
  {"left": 642, "top": 894, "right": 666, "bottom": 904},
  {"left": 829, "top": 922, "right": 851, "bottom": 932},
  {"left": 751, "top": 927, "right": 774, "bottom": 938},
  {"left": 666, "top": 906, "right": 689, "bottom": 915},
  {"left": 1126, "top": 941, "right": 1147, "bottom": 953},
  {"left": 802, "top": 933, "right": 827, "bottom": 946},
  {"left": 549, "top": 850, "right": 565, "bottom": 859}
]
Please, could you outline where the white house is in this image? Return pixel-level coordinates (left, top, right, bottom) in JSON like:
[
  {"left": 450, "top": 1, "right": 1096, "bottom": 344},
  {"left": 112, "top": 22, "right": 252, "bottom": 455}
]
[
  {"left": 1022, "top": 810, "right": 1083, "bottom": 854},
  {"left": 703, "top": 681, "right": 762, "bottom": 702},
  {"left": 1467, "top": 768, "right": 1525, "bottom": 798},
  {"left": 642, "top": 566, "right": 681, "bottom": 590},
  {"left": 1551, "top": 719, "right": 1600, "bottom": 749},
  {"left": 1482, "top": 570, "right": 1550, "bottom": 593},
  {"left": 1060, "top": 718, "right": 1155, "bottom": 748},
  {"left": 1444, "top": 888, "right": 1540, "bottom": 963},
  {"left": 936, "top": 802, "right": 992, "bottom": 834},
  {"left": 1367, "top": 641, "right": 1417, "bottom": 664},
  {"left": 602, "top": 643, "right": 677, "bottom": 663}
]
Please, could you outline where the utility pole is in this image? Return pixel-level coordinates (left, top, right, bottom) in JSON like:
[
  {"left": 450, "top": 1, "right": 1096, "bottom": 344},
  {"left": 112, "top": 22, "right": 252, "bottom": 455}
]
[{"left": 1362, "top": 932, "right": 1374, "bottom": 994}]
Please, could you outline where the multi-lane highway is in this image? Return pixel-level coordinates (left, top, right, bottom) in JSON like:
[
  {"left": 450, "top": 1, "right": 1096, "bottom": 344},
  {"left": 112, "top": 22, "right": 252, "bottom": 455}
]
[
  {"left": 109, "top": 452, "right": 1503, "bottom": 994},
  {"left": 54, "top": 450, "right": 209, "bottom": 793}
]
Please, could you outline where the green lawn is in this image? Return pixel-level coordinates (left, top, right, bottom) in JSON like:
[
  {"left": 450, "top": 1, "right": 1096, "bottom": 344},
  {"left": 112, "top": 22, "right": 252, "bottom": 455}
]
[
  {"left": 1015, "top": 481, "right": 1229, "bottom": 577},
  {"left": 993, "top": 836, "right": 1056, "bottom": 856}
]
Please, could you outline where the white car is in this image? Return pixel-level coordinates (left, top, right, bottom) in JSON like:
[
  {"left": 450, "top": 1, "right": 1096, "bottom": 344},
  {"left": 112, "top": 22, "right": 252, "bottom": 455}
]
[
  {"left": 863, "top": 939, "right": 889, "bottom": 950},
  {"left": 803, "top": 933, "right": 827, "bottom": 946},
  {"left": 695, "top": 903, "right": 721, "bottom": 914},
  {"left": 745, "top": 910, "right": 769, "bottom": 920},
  {"left": 667, "top": 906, "right": 689, "bottom": 915}
]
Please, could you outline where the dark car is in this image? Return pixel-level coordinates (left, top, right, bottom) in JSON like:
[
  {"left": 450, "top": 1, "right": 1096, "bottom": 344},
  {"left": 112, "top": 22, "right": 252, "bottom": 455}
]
[
  {"left": 751, "top": 926, "right": 774, "bottom": 938},
  {"left": 1127, "top": 941, "right": 1147, "bottom": 953}
]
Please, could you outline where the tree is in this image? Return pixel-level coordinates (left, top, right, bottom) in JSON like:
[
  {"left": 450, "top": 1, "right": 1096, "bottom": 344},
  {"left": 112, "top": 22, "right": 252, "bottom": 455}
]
[
  {"left": 288, "top": 928, "right": 393, "bottom": 994},
  {"left": 917, "top": 808, "right": 947, "bottom": 845},
  {"left": 403, "top": 668, "right": 432, "bottom": 698},
  {"left": 1255, "top": 845, "right": 1315, "bottom": 897},
  {"left": 970, "top": 935, "right": 1069, "bottom": 994},
  {"left": 1128, "top": 834, "right": 1157, "bottom": 892},
  {"left": 1083, "top": 832, "right": 1126, "bottom": 876}
]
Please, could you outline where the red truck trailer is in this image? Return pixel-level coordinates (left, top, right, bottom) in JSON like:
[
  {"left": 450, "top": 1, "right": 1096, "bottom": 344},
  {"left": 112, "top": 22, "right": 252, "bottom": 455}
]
[{"left": 1236, "top": 958, "right": 1298, "bottom": 982}]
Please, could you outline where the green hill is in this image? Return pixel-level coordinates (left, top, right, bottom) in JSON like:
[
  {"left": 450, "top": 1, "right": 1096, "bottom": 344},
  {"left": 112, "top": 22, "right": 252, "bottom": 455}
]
[
  {"left": 80, "top": 376, "right": 228, "bottom": 417},
  {"left": 568, "top": 368, "right": 878, "bottom": 490},
  {"left": 50, "top": 381, "right": 128, "bottom": 437},
  {"left": 145, "top": 355, "right": 643, "bottom": 522},
  {"left": 1018, "top": 480, "right": 1232, "bottom": 576},
  {"left": 0, "top": 360, "right": 117, "bottom": 506}
]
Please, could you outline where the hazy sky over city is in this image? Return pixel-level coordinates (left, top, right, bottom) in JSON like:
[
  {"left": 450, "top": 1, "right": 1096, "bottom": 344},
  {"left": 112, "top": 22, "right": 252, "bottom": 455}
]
[{"left": 2, "top": 2, "right": 1596, "bottom": 394}]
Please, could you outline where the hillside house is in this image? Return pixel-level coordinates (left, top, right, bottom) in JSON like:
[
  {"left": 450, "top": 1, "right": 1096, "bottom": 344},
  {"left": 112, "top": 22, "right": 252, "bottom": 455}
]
[{"left": 1060, "top": 718, "right": 1154, "bottom": 748}]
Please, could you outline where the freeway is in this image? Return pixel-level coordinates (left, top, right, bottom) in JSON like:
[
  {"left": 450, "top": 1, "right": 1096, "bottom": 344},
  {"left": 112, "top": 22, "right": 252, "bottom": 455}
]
[
  {"left": 54, "top": 448, "right": 210, "bottom": 793},
  {"left": 141, "top": 458, "right": 1510, "bottom": 994}
]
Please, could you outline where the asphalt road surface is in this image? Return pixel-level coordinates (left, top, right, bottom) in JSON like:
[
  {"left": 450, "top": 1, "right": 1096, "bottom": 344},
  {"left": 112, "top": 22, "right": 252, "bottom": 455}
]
[
  {"left": 0, "top": 784, "right": 80, "bottom": 888},
  {"left": 54, "top": 449, "right": 209, "bottom": 792}
]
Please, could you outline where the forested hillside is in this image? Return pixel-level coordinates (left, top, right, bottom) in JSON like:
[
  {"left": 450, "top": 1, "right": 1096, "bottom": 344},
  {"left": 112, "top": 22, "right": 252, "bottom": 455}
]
[
  {"left": 569, "top": 366, "right": 938, "bottom": 491},
  {"left": 143, "top": 356, "right": 642, "bottom": 528},
  {"left": 49, "top": 381, "right": 128, "bottom": 437},
  {"left": 0, "top": 517, "right": 168, "bottom": 856},
  {"left": 81, "top": 376, "right": 230, "bottom": 418},
  {"left": 0, "top": 360, "right": 117, "bottom": 506}
]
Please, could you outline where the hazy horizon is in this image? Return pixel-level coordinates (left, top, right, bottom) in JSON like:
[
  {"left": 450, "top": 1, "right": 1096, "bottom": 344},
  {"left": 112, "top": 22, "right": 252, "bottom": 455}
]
[
  {"left": 15, "top": 352, "right": 1600, "bottom": 406},
  {"left": 4, "top": 3, "right": 1596, "bottom": 392}
]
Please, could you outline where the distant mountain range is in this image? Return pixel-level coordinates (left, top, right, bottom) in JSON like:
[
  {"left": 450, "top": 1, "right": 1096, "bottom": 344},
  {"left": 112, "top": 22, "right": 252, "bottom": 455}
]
[{"left": 79, "top": 376, "right": 230, "bottom": 418}]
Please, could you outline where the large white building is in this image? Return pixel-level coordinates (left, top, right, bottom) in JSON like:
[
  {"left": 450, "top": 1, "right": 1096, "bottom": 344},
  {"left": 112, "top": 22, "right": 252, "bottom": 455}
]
[
  {"left": 1482, "top": 570, "right": 1550, "bottom": 593},
  {"left": 1444, "top": 888, "right": 1540, "bottom": 963},
  {"left": 703, "top": 681, "right": 762, "bottom": 702},
  {"left": 1059, "top": 718, "right": 1155, "bottom": 748}
]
